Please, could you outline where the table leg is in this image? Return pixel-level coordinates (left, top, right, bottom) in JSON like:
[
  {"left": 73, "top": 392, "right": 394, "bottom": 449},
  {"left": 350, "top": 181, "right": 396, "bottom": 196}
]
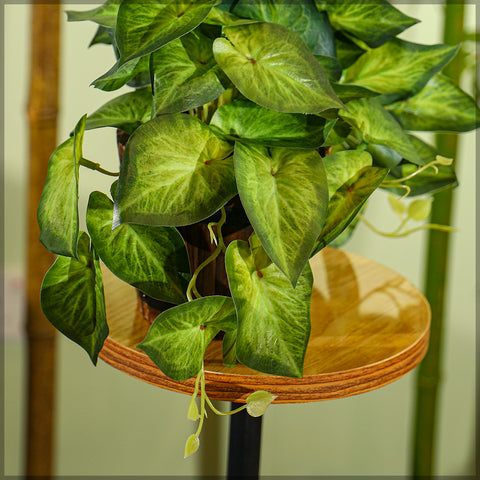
[{"left": 227, "top": 402, "right": 263, "bottom": 479}]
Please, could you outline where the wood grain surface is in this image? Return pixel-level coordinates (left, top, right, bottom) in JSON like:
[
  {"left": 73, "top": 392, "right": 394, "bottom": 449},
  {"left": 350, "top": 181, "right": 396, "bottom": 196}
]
[{"left": 99, "top": 247, "right": 430, "bottom": 403}]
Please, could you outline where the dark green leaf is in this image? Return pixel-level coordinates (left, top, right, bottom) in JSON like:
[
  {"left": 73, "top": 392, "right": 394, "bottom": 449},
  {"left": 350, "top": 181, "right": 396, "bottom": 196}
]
[
  {"left": 114, "top": 114, "right": 237, "bottom": 227},
  {"left": 315, "top": 0, "right": 418, "bottom": 48},
  {"left": 334, "top": 31, "right": 365, "bottom": 69},
  {"left": 115, "top": 0, "right": 217, "bottom": 66},
  {"left": 342, "top": 38, "right": 459, "bottom": 102},
  {"left": 385, "top": 164, "right": 458, "bottom": 197},
  {"left": 387, "top": 74, "right": 480, "bottom": 132},
  {"left": 93, "top": 55, "right": 150, "bottom": 92},
  {"left": 40, "top": 232, "right": 108, "bottom": 364},
  {"left": 404, "top": 135, "right": 438, "bottom": 167},
  {"left": 38, "top": 115, "right": 86, "bottom": 257},
  {"left": 87, "top": 191, "right": 190, "bottom": 304},
  {"left": 85, "top": 89, "right": 152, "bottom": 134},
  {"left": 339, "top": 98, "right": 422, "bottom": 164},
  {"left": 210, "top": 99, "right": 328, "bottom": 148},
  {"left": 234, "top": 143, "right": 328, "bottom": 286},
  {"left": 213, "top": 22, "right": 344, "bottom": 114},
  {"left": 67, "top": 0, "right": 121, "bottom": 28},
  {"left": 332, "top": 83, "right": 379, "bottom": 102},
  {"left": 323, "top": 150, "right": 372, "bottom": 198},
  {"left": 89, "top": 25, "right": 113, "bottom": 47},
  {"left": 312, "top": 166, "right": 388, "bottom": 255},
  {"left": 233, "top": 0, "right": 336, "bottom": 56},
  {"left": 151, "top": 30, "right": 225, "bottom": 115},
  {"left": 315, "top": 55, "right": 342, "bottom": 82},
  {"left": 365, "top": 144, "right": 403, "bottom": 169},
  {"left": 222, "top": 330, "right": 238, "bottom": 368},
  {"left": 225, "top": 237, "right": 313, "bottom": 377},
  {"left": 137, "top": 296, "right": 236, "bottom": 380}
]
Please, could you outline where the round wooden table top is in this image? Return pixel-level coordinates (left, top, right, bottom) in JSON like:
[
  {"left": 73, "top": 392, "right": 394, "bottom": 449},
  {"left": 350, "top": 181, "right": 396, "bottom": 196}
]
[{"left": 99, "top": 247, "right": 430, "bottom": 404}]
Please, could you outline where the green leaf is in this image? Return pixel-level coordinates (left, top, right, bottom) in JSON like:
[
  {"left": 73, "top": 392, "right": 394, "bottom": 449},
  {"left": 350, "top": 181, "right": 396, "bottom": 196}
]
[
  {"left": 210, "top": 100, "right": 328, "bottom": 148},
  {"left": 388, "top": 194, "right": 405, "bottom": 216},
  {"left": 315, "top": 0, "right": 418, "bottom": 48},
  {"left": 37, "top": 115, "right": 86, "bottom": 257},
  {"left": 151, "top": 30, "right": 225, "bottom": 115},
  {"left": 387, "top": 74, "right": 480, "bottom": 132},
  {"left": 222, "top": 330, "right": 237, "bottom": 368},
  {"left": 184, "top": 434, "right": 200, "bottom": 458},
  {"left": 233, "top": 0, "right": 336, "bottom": 57},
  {"left": 67, "top": 0, "right": 121, "bottom": 28},
  {"left": 93, "top": 55, "right": 151, "bottom": 92},
  {"left": 314, "top": 55, "right": 342, "bottom": 82},
  {"left": 334, "top": 31, "right": 365, "bottom": 69},
  {"left": 87, "top": 191, "right": 190, "bottom": 304},
  {"left": 234, "top": 144, "right": 328, "bottom": 286},
  {"left": 115, "top": 0, "right": 217, "bottom": 66},
  {"left": 225, "top": 238, "right": 313, "bottom": 377},
  {"left": 339, "top": 98, "right": 422, "bottom": 164},
  {"left": 85, "top": 89, "right": 152, "bottom": 134},
  {"left": 331, "top": 83, "right": 379, "bottom": 102},
  {"left": 312, "top": 166, "right": 388, "bottom": 255},
  {"left": 342, "top": 38, "right": 459, "bottom": 102},
  {"left": 386, "top": 163, "right": 457, "bottom": 197},
  {"left": 114, "top": 114, "right": 237, "bottom": 227},
  {"left": 204, "top": 6, "right": 240, "bottom": 25},
  {"left": 213, "top": 22, "right": 344, "bottom": 114},
  {"left": 245, "top": 390, "right": 277, "bottom": 417},
  {"left": 323, "top": 150, "right": 372, "bottom": 199},
  {"left": 365, "top": 144, "right": 403, "bottom": 169},
  {"left": 187, "top": 397, "right": 201, "bottom": 421},
  {"left": 137, "top": 296, "right": 236, "bottom": 381},
  {"left": 404, "top": 135, "right": 438, "bottom": 167},
  {"left": 40, "top": 232, "right": 108, "bottom": 364},
  {"left": 408, "top": 198, "right": 432, "bottom": 221},
  {"left": 89, "top": 25, "right": 113, "bottom": 47}
]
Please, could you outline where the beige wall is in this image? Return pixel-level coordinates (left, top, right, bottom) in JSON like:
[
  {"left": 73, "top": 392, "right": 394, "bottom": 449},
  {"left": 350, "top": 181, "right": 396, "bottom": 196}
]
[{"left": 4, "top": 3, "right": 476, "bottom": 476}]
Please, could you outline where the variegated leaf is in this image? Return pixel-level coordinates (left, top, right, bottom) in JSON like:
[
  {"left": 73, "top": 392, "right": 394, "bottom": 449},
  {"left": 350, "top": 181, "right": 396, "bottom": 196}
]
[
  {"left": 67, "top": 0, "right": 121, "bottom": 28},
  {"left": 342, "top": 38, "right": 458, "bottom": 102},
  {"left": 93, "top": 55, "right": 150, "bottom": 92},
  {"left": 225, "top": 237, "right": 313, "bottom": 378},
  {"left": 38, "top": 115, "right": 86, "bottom": 257},
  {"left": 40, "top": 232, "right": 108, "bottom": 364},
  {"left": 234, "top": 143, "right": 328, "bottom": 286},
  {"left": 137, "top": 296, "right": 236, "bottom": 380},
  {"left": 387, "top": 74, "right": 480, "bottom": 132},
  {"left": 87, "top": 191, "right": 190, "bottom": 304},
  {"left": 210, "top": 99, "right": 328, "bottom": 148},
  {"left": 114, "top": 114, "right": 237, "bottom": 227},
  {"left": 115, "top": 0, "right": 217, "bottom": 66},
  {"left": 85, "top": 89, "right": 152, "bottom": 134},
  {"left": 213, "top": 22, "right": 344, "bottom": 114}
]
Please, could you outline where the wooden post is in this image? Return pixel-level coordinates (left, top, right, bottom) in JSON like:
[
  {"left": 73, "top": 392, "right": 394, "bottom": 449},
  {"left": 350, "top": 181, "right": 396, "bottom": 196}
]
[{"left": 25, "top": 3, "right": 61, "bottom": 477}]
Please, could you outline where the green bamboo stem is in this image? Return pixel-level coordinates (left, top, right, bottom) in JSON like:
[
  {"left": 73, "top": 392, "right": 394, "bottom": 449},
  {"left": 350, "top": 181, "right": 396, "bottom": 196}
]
[{"left": 411, "top": 2, "right": 465, "bottom": 477}]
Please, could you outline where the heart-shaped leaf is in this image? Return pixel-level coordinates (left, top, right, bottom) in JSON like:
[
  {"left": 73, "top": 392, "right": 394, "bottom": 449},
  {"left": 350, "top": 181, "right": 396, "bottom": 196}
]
[
  {"left": 387, "top": 74, "right": 480, "bottom": 132},
  {"left": 234, "top": 144, "right": 328, "bottom": 286},
  {"left": 210, "top": 100, "right": 328, "bottom": 148},
  {"left": 225, "top": 238, "right": 313, "bottom": 378},
  {"left": 213, "top": 22, "right": 344, "bottom": 114},
  {"left": 85, "top": 89, "right": 152, "bottom": 134},
  {"left": 115, "top": 0, "right": 217, "bottom": 66},
  {"left": 151, "top": 30, "right": 225, "bottom": 115},
  {"left": 315, "top": 0, "right": 418, "bottom": 48},
  {"left": 114, "top": 114, "right": 237, "bottom": 227},
  {"left": 339, "top": 98, "right": 422, "bottom": 164},
  {"left": 87, "top": 191, "right": 190, "bottom": 304},
  {"left": 312, "top": 166, "right": 388, "bottom": 255},
  {"left": 40, "top": 232, "right": 108, "bottom": 364},
  {"left": 137, "top": 296, "right": 236, "bottom": 381},
  {"left": 67, "top": 0, "right": 121, "bottom": 28},
  {"left": 323, "top": 150, "right": 372, "bottom": 199},
  {"left": 342, "top": 38, "right": 458, "bottom": 102},
  {"left": 245, "top": 390, "right": 277, "bottom": 417},
  {"left": 38, "top": 115, "right": 86, "bottom": 257},
  {"left": 233, "top": 0, "right": 336, "bottom": 56},
  {"left": 93, "top": 55, "right": 151, "bottom": 92}
]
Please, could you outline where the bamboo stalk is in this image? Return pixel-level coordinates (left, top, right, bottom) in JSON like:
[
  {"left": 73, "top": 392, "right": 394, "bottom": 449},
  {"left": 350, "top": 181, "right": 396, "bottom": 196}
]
[
  {"left": 411, "top": 2, "right": 465, "bottom": 477},
  {"left": 25, "top": 4, "right": 61, "bottom": 477}
]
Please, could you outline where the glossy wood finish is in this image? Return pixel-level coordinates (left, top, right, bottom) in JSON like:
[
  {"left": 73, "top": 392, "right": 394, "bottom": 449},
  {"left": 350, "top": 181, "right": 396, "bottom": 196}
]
[{"left": 99, "top": 247, "right": 430, "bottom": 403}]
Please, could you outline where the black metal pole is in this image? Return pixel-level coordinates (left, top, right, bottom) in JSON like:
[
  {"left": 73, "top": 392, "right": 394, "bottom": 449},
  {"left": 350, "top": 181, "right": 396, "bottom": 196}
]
[{"left": 227, "top": 402, "right": 263, "bottom": 479}]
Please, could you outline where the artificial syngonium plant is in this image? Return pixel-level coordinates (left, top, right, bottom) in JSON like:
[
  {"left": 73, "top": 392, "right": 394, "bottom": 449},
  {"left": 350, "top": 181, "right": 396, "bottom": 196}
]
[{"left": 37, "top": 0, "right": 479, "bottom": 456}]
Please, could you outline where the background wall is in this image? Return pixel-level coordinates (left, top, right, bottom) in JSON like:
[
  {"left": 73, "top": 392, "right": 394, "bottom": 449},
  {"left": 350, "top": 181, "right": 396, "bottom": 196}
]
[{"left": 4, "top": 3, "right": 476, "bottom": 477}]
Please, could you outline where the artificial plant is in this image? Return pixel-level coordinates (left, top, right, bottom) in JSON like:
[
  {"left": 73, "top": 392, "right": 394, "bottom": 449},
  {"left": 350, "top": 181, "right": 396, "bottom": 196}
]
[{"left": 37, "top": 0, "right": 479, "bottom": 457}]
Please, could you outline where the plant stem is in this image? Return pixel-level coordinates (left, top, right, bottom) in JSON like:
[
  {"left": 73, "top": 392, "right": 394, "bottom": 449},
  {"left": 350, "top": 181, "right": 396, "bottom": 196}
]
[
  {"left": 411, "top": 2, "right": 465, "bottom": 478},
  {"left": 80, "top": 157, "right": 119, "bottom": 176}
]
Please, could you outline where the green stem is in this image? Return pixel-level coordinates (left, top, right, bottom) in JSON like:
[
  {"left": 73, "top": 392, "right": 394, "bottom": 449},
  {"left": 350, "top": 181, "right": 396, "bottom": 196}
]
[
  {"left": 195, "top": 366, "right": 207, "bottom": 438},
  {"left": 382, "top": 162, "right": 439, "bottom": 185},
  {"left": 79, "top": 157, "right": 119, "bottom": 177},
  {"left": 186, "top": 208, "right": 227, "bottom": 301},
  {"left": 359, "top": 216, "right": 454, "bottom": 238},
  {"left": 205, "top": 396, "right": 247, "bottom": 416},
  {"left": 411, "top": 2, "right": 465, "bottom": 478}
]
